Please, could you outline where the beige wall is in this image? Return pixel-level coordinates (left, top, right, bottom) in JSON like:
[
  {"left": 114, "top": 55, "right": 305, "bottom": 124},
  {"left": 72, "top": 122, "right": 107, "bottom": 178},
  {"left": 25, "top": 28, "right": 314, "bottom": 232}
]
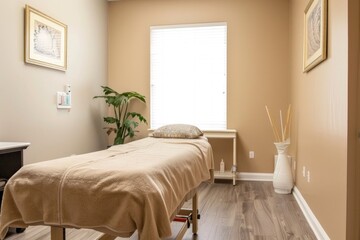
[
  {"left": 108, "top": 0, "right": 290, "bottom": 173},
  {"left": 289, "top": 0, "right": 351, "bottom": 239},
  {"left": 348, "top": 0, "right": 359, "bottom": 239},
  {"left": 357, "top": 47, "right": 360, "bottom": 239},
  {"left": 0, "top": 0, "right": 108, "bottom": 164},
  {"left": 351, "top": 0, "right": 360, "bottom": 239}
]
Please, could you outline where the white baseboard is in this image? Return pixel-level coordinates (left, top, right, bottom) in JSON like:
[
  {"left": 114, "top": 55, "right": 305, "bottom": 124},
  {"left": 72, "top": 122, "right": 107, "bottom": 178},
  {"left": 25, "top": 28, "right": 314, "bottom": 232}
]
[
  {"left": 292, "top": 187, "right": 330, "bottom": 240},
  {"left": 237, "top": 172, "right": 273, "bottom": 181},
  {"left": 214, "top": 171, "right": 273, "bottom": 181}
]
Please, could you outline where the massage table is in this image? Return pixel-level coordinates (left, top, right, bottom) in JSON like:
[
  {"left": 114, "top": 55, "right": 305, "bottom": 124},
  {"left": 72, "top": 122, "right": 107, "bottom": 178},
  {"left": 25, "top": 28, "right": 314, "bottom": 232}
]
[{"left": 0, "top": 137, "right": 214, "bottom": 240}]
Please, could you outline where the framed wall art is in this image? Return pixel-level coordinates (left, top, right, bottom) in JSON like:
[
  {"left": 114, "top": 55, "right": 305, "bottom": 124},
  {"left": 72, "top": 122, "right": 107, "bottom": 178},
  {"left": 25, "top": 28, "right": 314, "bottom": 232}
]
[
  {"left": 303, "top": 0, "right": 327, "bottom": 72},
  {"left": 25, "top": 5, "right": 67, "bottom": 71}
]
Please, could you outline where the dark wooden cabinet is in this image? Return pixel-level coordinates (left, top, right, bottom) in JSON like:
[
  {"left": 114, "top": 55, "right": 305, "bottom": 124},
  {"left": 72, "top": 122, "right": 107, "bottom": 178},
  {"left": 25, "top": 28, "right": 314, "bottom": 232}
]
[{"left": 0, "top": 142, "right": 30, "bottom": 207}]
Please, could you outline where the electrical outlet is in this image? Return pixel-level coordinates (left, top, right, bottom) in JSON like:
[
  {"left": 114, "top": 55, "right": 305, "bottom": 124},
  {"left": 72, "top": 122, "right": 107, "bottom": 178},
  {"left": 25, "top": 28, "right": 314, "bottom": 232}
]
[
  {"left": 249, "top": 151, "right": 255, "bottom": 159},
  {"left": 307, "top": 170, "right": 311, "bottom": 182},
  {"left": 302, "top": 166, "right": 306, "bottom": 177}
]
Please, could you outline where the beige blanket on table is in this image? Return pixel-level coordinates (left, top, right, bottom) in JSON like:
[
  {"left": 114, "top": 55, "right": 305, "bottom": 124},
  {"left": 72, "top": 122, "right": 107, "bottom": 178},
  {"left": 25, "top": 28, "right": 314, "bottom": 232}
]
[{"left": 0, "top": 137, "right": 214, "bottom": 240}]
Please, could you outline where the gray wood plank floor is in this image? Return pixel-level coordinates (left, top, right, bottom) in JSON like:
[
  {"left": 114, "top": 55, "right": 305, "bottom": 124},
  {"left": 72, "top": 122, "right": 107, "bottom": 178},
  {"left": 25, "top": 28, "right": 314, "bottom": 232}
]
[{"left": 4, "top": 181, "right": 316, "bottom": 240}]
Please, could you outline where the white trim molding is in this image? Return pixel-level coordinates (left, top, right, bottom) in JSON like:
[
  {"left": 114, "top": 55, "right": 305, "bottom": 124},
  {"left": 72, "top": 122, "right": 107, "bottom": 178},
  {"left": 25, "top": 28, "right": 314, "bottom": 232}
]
[
  {"left": 214, "top": 172, "right": 273, "bottom": 181},
  {"left": 238, "top": 172, "right": 273, "bottom": 181},
  {"left": 292, "top": 187, "right": 330, "bottom": 240}
]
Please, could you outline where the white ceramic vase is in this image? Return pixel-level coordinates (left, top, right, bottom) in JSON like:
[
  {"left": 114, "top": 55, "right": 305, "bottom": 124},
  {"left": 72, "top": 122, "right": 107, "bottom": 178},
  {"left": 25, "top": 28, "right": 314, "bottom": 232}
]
[{"left": 273, "top": 142, "right": 293, "bottom": 194}]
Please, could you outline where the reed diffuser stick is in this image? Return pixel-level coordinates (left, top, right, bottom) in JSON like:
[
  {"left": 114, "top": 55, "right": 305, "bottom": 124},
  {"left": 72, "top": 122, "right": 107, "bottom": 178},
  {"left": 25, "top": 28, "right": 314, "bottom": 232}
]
[
  {"left": 265, "top": 105, "right": 281, "bottom": 142},
  {"left": 280, "top": 110, "right": 284, "bottom": 142},
  {"left": 287, "top": 109, "right": 292, "bottom": 139},
  {"left": 283, "top": 104, "right": 291, "bottom": 140}
]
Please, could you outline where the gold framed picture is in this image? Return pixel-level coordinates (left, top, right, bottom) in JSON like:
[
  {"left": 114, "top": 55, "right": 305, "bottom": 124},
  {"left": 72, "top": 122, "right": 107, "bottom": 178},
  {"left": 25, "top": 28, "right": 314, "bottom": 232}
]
[
  {"left": 303, "top": 0, "right": 327, "bottom": 72},
  {"left": 25, "top": 5, "right": 67, "bottom": 71}
]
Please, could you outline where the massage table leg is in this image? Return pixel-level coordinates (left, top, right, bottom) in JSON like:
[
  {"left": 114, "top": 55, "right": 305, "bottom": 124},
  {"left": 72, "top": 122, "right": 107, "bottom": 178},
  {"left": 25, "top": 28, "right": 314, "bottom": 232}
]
[
  {"left": 174, "top": 192, "right": 199, "bottom": 240},
  {"left": 192, "top": 193, "right": 198, "bottom": 234},
  {"left": 51, "top": 227, "right": 117, "bottom": 240},
  {"left": 51, "top": 226, "right": 65, "bottom": 240}
]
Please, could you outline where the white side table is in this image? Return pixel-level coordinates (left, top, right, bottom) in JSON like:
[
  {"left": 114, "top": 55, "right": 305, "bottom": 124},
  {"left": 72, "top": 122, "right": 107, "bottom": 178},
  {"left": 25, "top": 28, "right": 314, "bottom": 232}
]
[{"left": 202, "top": 130, "right": 237, "bottom": 185}]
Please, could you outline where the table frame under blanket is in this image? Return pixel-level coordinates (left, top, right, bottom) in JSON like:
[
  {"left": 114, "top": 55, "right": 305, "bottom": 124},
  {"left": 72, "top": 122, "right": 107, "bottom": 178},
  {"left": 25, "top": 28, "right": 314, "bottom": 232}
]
[{"left": 50, "top": 193, "right": 199, "bottom": 240}]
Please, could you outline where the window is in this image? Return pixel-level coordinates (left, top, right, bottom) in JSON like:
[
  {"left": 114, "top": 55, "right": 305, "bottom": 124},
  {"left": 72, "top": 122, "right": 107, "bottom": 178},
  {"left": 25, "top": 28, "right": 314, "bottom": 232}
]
[{"left": 150, "top": 22, "right": 227, "bottom": 130}]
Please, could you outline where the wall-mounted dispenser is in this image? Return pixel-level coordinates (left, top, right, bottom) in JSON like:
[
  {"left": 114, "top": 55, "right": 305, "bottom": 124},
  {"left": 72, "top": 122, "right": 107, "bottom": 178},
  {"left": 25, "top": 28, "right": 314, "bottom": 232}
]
[{"left": 57, "top": 84, "right": 71, "bottom": 109}]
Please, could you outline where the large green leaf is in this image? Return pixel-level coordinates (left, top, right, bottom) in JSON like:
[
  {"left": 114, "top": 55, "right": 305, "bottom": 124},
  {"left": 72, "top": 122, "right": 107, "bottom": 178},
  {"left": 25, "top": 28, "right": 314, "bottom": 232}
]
[
  {"left": 123, "top": 92, "right": 146, "bottom": 103},
  {"left": 124, "top": 119, "right": 138, "bottom": 129},
  {"left": 101, "top": 86, "right": 120, "bottom": 95},
  {"left": 127, "top": 112, "right": 148, "bottom": 124},
  {"left": 103, "top": 117, "right": 117, "bottom": 124}
]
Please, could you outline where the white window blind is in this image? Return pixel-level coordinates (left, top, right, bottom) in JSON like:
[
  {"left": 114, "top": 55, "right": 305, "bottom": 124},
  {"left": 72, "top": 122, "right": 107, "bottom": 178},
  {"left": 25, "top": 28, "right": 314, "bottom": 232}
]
[{"left": 150, "top": 22, "right": 227, "bottom": 130}]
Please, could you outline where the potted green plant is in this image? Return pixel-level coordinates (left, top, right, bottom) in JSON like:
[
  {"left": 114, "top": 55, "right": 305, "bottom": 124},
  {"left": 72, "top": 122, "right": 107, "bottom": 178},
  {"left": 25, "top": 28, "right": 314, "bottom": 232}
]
[{"left": 94, "top": 86, "right": 147, "bottom": 145}]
